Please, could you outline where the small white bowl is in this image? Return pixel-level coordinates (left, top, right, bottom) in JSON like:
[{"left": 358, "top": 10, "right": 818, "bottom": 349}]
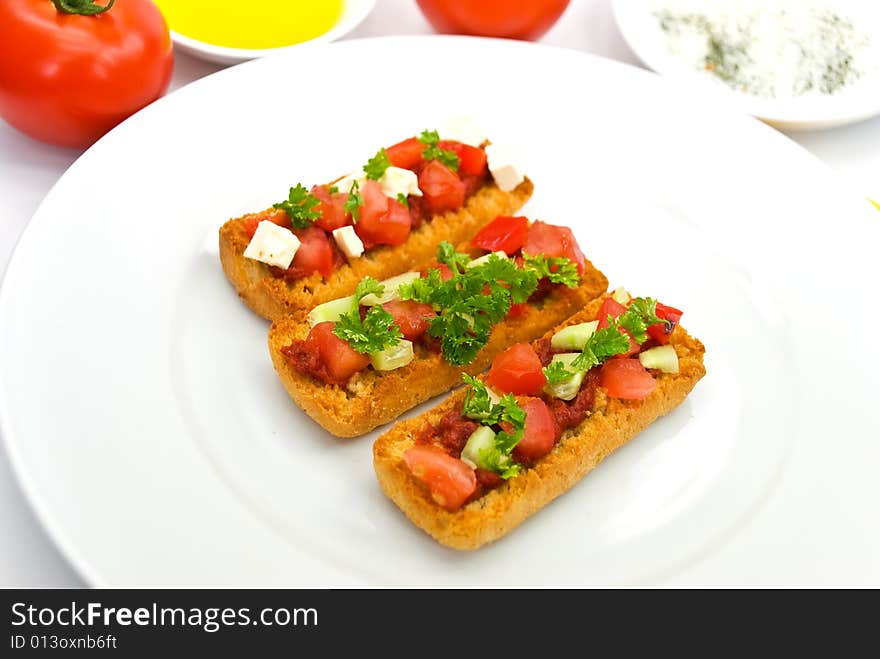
[{"left": 169, "top": 0, "right": 376, "bottom": 65}]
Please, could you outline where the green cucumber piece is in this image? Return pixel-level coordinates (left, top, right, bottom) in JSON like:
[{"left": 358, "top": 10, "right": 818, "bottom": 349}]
[
  {"left": 370, "top": 340, "right": 414, "bottom": 371},
  {"left": 461, "top": 426, "right": 497, "bottom": 470},
  {"left": 360, "top": 271, "right": 421, "bottom": 306},
  {"left": 466, "top": 251, "right": 508, "bottom": 268},
  {"left": 307, "top": 295, "right": 356, "bottom": 327},
  {"left": 543, "top": 353, "right": 585, "bottom": 401},
  {"left": 550, "top": 320, "right": 598, "bottom": 351},
  {"left": 638, "top": 345, "right": 679, "bottom": 373}
]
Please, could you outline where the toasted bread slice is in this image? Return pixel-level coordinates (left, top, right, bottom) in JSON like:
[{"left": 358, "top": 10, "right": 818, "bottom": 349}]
[
  {"left": 267, "top": 261, "right": 608, "bottom": 437},
  {"left": 372, "top": 295, "right": 706, "bottom": 550},
  {"left": 220, "top": 178, "right": 533, "bottom": 322}
]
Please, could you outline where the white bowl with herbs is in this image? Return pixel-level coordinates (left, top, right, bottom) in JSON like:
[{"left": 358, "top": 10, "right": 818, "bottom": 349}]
[{"left": 613, "top": 0, "right": 880, "bottom": 130}]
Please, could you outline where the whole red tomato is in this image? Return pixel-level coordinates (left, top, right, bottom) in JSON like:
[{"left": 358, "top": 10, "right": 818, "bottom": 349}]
[
  {"left": 0, "top": 0, "right": 174, "bottom": 149},
  {"left": 416, "top": 0, "right": 571, "bottom": 41}
]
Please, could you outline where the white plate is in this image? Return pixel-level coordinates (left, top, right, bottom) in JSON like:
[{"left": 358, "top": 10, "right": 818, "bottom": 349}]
[
  {"left": 612, "top": 0, "right": 880, "bottom": 131},
  {"left": 1, "top": 36, "right": 879, "bottom": 587},
  {"left": 168, "top": 0, "right": 375, "bottom": 65}
]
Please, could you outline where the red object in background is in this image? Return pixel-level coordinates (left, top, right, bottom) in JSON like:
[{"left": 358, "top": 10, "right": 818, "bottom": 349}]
[
  {"left": 0, "top": 0, "right": 174, "bottom": 149},
  {"left": 416, "top": 0, "right": 571, "bottom": 41}
]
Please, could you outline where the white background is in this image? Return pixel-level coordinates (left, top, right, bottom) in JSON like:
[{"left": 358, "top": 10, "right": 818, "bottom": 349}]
[{"left": 1, "top": 0, "right": 878, "bottom": 586}]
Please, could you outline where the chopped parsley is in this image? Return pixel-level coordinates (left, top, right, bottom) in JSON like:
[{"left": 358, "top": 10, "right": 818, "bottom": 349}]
[
  {"left": 523, "top": 254, "right": 580, "bottom": 288},
  {"left": 328, "top": 185, "right": 339, "bottom": 194},
  {"left": 571, "top": 323, "right": 631, "bottom": 371},
  {"left": 419, "top": 129, "right": 460, "bottom": 171},
  {"left": 399, "top": 243, "right": 539, "bottom": 365},
  {"left": 272, "top": 183, "right": 321, "bottom": 229},
  {"left": 617, "top": 297, "right": 665, "bottom": 344},
  {"left": 343, "top": 180, "right": 362, "bottom": 223},
  {"left": 396, "top": 193, "right": 409, "bottom": 208},
  {"left": 461, "top": 375, "right": 525, "bottom": 479},
  {"left": 332, "top": 278, "right": 402, "bottom": 355},
  {"left": 543, "top": 359, "right": 577, "bottom": 385},
  {"left": 363, "top": 148, "right": 392, "bottom": 181}
]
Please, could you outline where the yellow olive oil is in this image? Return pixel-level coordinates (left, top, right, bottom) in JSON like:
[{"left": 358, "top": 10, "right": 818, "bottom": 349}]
[{"left": 154, "top": 0, "right": 344, "bottom": 50}]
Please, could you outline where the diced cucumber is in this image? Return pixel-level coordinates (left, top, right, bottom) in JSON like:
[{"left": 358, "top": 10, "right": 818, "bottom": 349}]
[
  {"left": 370, "top": 340, "right": 414, "bottom": 371},
  {"left": 639, "top": 345, "right": 679, "bottom": 373},
  {"left": 360, "top": 271, "right": 421, "bottom": 306},
  {"left": 461, "top": 426, "right": 497, "bottom": 470},
  {"left": 466, "top": 251, "right": 508, "bottom": 268},
  {"left": 611, "top": 286, "right": 631, "bottom": 305},
  {"left": 307, "top": 295, "right": 356, "bottom": 327},
  {"left": 550, "top": 320, "right": 598, "bottom": 351},
  {"left": 543, "top": 353, "right": 585, "bottom": 401}
]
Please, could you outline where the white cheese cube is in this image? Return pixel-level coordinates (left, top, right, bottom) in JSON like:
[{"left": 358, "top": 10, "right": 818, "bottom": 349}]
[
  {"left": 243, "top": 221, "right": 300, "bottom": 268},
  {"left": 438, "top": 116, "right": 488, "bottom": 147},
  {"left": 332, "top": 225, "right": 365, "bottom": 259},
  {"left": 333, "top": 171, "right": 366, "bottom": 194},
  {"left": 485, "top": 144, "right": 525, "bottom": 192},
  {"left": 379, "top": 166, "right": 422, "bottom": 199}
]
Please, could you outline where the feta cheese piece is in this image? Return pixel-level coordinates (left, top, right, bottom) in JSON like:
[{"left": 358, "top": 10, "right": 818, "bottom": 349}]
[
  {"left": 437, "top": 116, "right": 487, "bottom": 147},
  {"left": 243, "top": 221, "right": 300, "bottom": 268},
  {"left": 333, "top": 171, "right": 366, "bottom": 194},
  {"left": 485, "top": 144, "right": 525, "bottom": 192},
  {"left": 379, "top": 166, "right": 422, "bottom": 199},
  {"left": 332, "top": 225, "right": 364, "bottom": 259}
]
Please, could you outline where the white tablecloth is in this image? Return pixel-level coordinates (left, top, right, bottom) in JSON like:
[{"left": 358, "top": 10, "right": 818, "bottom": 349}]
[{"left": 2, "top": 0, "right": 878, "bottom": 586}]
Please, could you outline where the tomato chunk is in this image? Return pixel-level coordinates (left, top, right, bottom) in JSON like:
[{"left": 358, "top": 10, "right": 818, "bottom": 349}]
[
  {"left": 438, "top": 140, "right": 487, "bottom": 176},
  {"left": 418, "top": 160, "right": 466, "bottom": 216},
  {"left": 305, "top": 322, "right": 370, "bottom": 385},
  {"left": 600, "top": 359, "right": 657, "bottom": 400},
  {"left": 354, "top": 180, "right": 412, "bottom": 247},
  {"left": 244, "top": 209, "right": 289, "bottom": 238},
  {"left": 382, "top": 300, "right": 436, "bottom": 341},
  {"left": 386, "top": 137, "right": 424, "bottom": 170},
  {"left": 596, "top": 297, "right": 640, "bottom": 357},
  {"left": 511, "top": 397, "right": 556, "bottom": 463},
  {"left": 522, "top": 221, "right": 587, "bottom": 275},
  {"left": 647, "top": 302, "right": 684, "bottom": 345},
  {"left": 312, "top": 184, "right": 350, "bottom": 231},
  {"left": 404, "top": 445, "right": 477, "bottom": 511},
  {"left": 471, "top": 215, "right": 530, "bottom": 255},
  {"left": 284, "top": 226, "right": 334, "bottom": 278},
  {"left": 486, "top": 343, "right": 547, "bottom": 395}
]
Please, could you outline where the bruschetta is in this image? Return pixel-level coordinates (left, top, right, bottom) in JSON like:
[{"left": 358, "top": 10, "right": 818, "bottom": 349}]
[
  {"left": 220, "top": 123, "right": 533, "bottom": 321},
  {"left": 268, "top": 216, "right": 609, "bottom": 437},
  {"left": 373, "top": 290, "right": 706, "bottom": 549}
]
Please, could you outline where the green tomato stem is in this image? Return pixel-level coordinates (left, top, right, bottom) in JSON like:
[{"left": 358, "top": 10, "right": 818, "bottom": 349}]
[{"left": 52, "top": 0, "right": 115, "bottom": 16}]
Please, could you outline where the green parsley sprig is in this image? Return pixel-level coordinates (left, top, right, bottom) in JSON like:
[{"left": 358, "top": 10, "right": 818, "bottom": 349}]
[
  {"left": 461, "top": 375, "right": 525, "bottom": 479},
  {"left": 343, "top": 180, "right": 362, "bottom": 223},
  {"left": 523, "top": 254, "right": 580, "bottom": 288},
  {"left": 617, "top": 297, "right": 665, "bottom": 344},
  {"left": 419, "top": 129, "right": 460, "bottom": 171},
  {"left": 363, "top": 148, "right": 392, "bottom": 181},
  {"left": 570, "top": 323, "right": 631, "bottom": 371},
  {"left": 272, "top": 183, "right": 321, "bottom": 229},
  {"left": 332, "top": 278, "right": 402, "bottom": 355},
  {"left": 543, "top": 359, "right": 577, "bottom": 385}
]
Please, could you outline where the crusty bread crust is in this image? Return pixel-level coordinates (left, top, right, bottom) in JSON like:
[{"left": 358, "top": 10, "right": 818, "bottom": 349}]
[
  {"left": 372, "top": 295, "right": 707, "bottom": 550},
  {"left": 220, "top": 178, "right": 534, "bottom": 322},
  {"left": 267, "top": 262, "right": 609, "bottom": 437}
]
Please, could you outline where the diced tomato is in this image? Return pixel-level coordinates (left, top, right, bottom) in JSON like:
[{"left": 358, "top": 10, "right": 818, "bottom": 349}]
[
  {"left": 418, "top": 160, "right": 466, "bottom": 216},
  {"left": 522, "top": 221, "right": 587, "bottom": 275},
  {"left": 486, "top": 343, "right": 547, "bottom": 395},
  {"left": 596, "top": 297, "right": 639, "bottom": 357},
  {"left": 647, "top": 302, "right": 684, "bottom": 345},
  {"left": 287, "top": 226, "right": 334, "bottom": 278},
  {"left": 244, "top": 209, "right": 289, "bottom": 238},
  {"left": 353, "top": 180, "right": 412, "bottom": 247},
  {"left": 437, "top": 263, "right": 454, "bottom": 281},
  {"left": 404, "top": 445, "right": 477, "bottom": 511},
  {"left": 600, "top": 359, "right": 657, "bottom": 400},
  {"left": 438, "top": 140, "right": 488, "bottom": 177},
  {"left": 308, "top": 322, "right": 370, "bottom": 384},
  {"left": 511, "top": 397, "right": 556, "bottom": 463},
  {"left": 506, "top": 302, "right": 530, "bottom": 319},
  {"left": 312, "top": 184, "right": 350, "bottom": 232},
  {"left": 471, "top": 215, "right": 530, "bottom": 255},
  {"left": 382, "top": 300, "right": 436, "bottom": 341},
  {"left": 386, "top": 136, "right": 424, "bottom": 170}
]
